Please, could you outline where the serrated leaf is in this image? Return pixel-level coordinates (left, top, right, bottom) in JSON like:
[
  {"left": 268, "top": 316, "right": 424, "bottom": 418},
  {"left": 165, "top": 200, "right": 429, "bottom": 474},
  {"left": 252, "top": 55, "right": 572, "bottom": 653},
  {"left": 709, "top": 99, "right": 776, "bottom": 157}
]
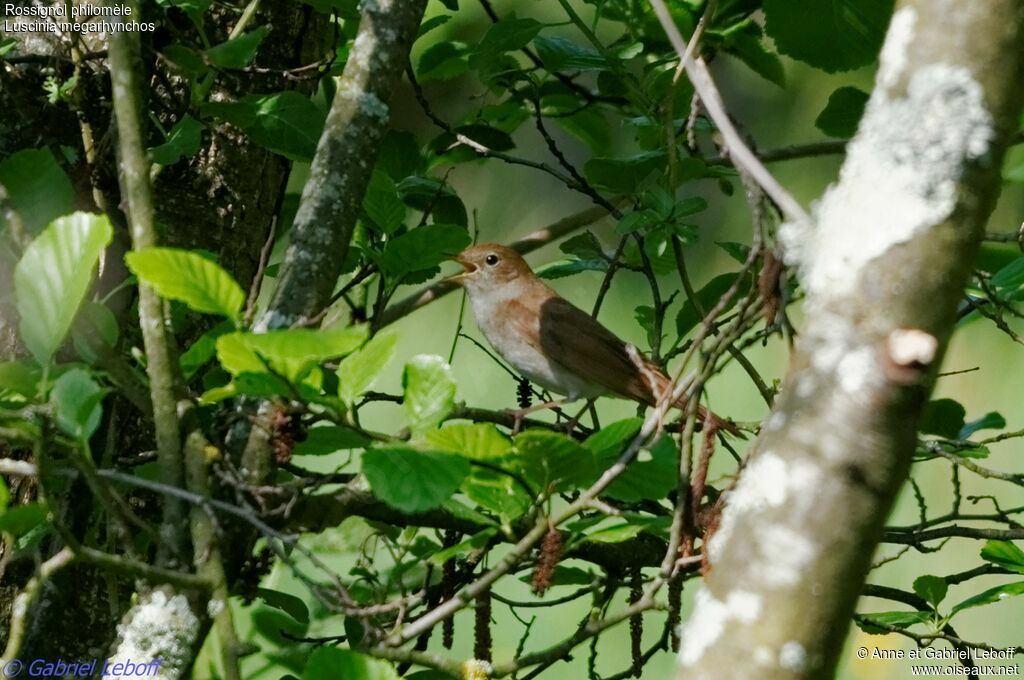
[
  {"left": 981, "top": 540, "right": 1024, "bottom": 575},
  {"left": 0, "top": 148, "right": 76, "bottom": 235},
  {"left": 462, "top": 468, "right": 532, "bottom": 520},
  {"left": 50, "top": 369, "right": 105, "bottom": 441},
  {"left": 217, "top": 325, "right": 368, "bottom": 383},
  {"left": 203, "top": 92, "right": 325, "bottom": 162},
  {"left": 403, "top": 355, "right": 456, "bottom": 434},
  {"left": 514, "top": 430, "right": 595, "bottom": 492},
  {"left": 303, "top": 647, "right": 399, "bottom": 680},
  {"left": 381, "top": 224, "right": 470, "bottom": 280},
  {"left": 535, "top": 257, "right": 608, "bottom": 280},
  {"left": 951, "top": 581, "right": 1024, "bottom": 615},
  {"left": 15, "top": 213, "right": 113, "bottom": 364},
  {"left": 256, "top": 587, "right": 309, "bottom": 624},
  {"left": 560, "top": 231, "right": 605, "bottom": 260},
  {"left": 363, "top": 170, "right": 406, "bottom": 234},
  {"left": 150, "top": 115, "right": 203, "bottom": 165},
  {"left": 676, "top": 273, "right": 749, "bottom": 338},
  {"left": 815, "top": 87, "right": 869, "bottom": 138},
  {"left": 728, "top": 31, "right": 785, "bottom": 87},
  {"left": 473, "top": 17, "right": 543, "bottom": 57},
  {"left": 912, "top": 575, "right": 947, "bottom": 608},
  {"left": 204, "top": 26, "right": 268, "bottom": 68},
  {"left": 425, "top": 423, "right": 512, "bottom": 460},
  {"left": 125, "top": 247, "right": 245, "bottom": 320},
  {"left": 763, "top": 0, "right": 895, "bottom": 73},
  {"left": 337, "top": 331, "right": 398, "bottom": 404},
  {"left": 417, "top": 41, "right": 469, "bottom": 81},
  {"left": 362, "top": 447, "right": 469, "bottom": 513}
]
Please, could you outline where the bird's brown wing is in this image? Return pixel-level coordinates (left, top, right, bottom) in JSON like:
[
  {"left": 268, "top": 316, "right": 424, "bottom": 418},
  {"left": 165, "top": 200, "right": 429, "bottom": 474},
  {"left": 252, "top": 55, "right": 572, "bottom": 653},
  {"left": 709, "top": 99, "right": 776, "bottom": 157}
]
[{"left": 505, "top": 295, "right": 661, "bottom": 404}]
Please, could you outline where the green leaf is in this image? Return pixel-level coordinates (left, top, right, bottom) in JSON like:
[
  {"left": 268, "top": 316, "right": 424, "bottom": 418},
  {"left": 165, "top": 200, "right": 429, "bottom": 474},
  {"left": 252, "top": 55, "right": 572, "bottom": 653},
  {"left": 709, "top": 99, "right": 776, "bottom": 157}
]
[
  {"left": 912, "top": 575, "right": 947, "bottom": 608},
  {"left": 556, "top": 107, "right": 611, "bottom": 151},
  {"left": 362, "top": 447, "right": 469, "bottom": 513},
  {"left": 727, "top": 30, "right": 785, "bottom": 87},
  {"left": 992, "top": 257, "right": 1024, "bottom": 296},
  {"left": 397, "top": 177, "right": 468, "bottom": 226},
  {"left": 363, "top": 170, "right": 406, "bottom": 234},
  {"left": 584, "top": 151, "right": 665, "bottom": 194},
  {"left": 675, "top": 273, "right": 747, "bottom": 338},
  {"left": 204, "top": 26, "right": 268, "bottom": 68},
  {"left": 294, "top": 426, "right": 370, "bottom": 456},
  {"left": 0, "top": 503, "right": 49, "bottom": 537},
  {"left": 429, "top": 527, "right": 498, "bottom": 565},
  {"left": 951, "top": 581, "right": 1024, "bottom": 615},
  {"left": 514, "top": 430, "right": 595, "bottom": 492},
  {"left": 981, "top": 540, "right": 1024, "bottom": 575},
  {"left": 337, "top": 331, "right": 398, "bottom": 405},
  {"left": 585, "top": 520, "right": 649, "bottom": 544},
  {"left": 403, "top": 355, "right": 456, "bottom": 434},
  {"left": 535, "top": 258, "right": 608, "bottom": 280},
  {"left": 180, "top": 322, "right": 232, "bottom": 380},
  {"left": 150, "top": 115, "right": 203, "bottom": 165},
  {"left": 0, "top": 149, "right": 76, "bottom": 235},
  {"left": 303, "top": 647, "right": 399, "bottom": 680},
  {"left": 473, "top": 17, "right": 543, "bottom": 57},
  {"left": 162, "top": 45, "right": 207, "bottom": 77},
  {"left": 763, "top": 0, "right": 895, "bottom": 73},
  {"left": 417, "top": 41, "right": 469, "bottom": 81},
  {"left": 71, "top": 301, "right": 119, "bottom": 365},
  {"left": 959, "top": 412, "right": 1006, "bottom": 439},
  {"left": 0, "top": 37, "right": 17, "bottom": 57},
  {"left": 0, "top": 362, "right": 41, "bottom": 399},
  {"left": 533, "top": 35, "right": 608, "bottom": 71},
  {"left": 0, "top": 477, "right": 7, "bottom": 516},
  {"left": 15, "top": 213, "right": 113, "bottom": 365},
  {"left": 217, "top": 325, "right": 368, "bottom": 383},
  {"left": 204, "top": 92, "right": 325, "bottom": 162},
  {"left": 380, "top": 224, "right": 470, "bottom": 279},
  {"left": 920, "top": 399, "right": 965, "bottom": 439},
  {"left": 125, "top": 248, "right": 245, "bottom": 321},
  {"left": 425, "top": 423, "right": 512, "bottom": 460},
  {"left": 815, "top": 87, "right": 869, "bottom": 138},
  {"left": 560, "top": 232, "right": 605, "bottom": 260},
  {"left": 256, "top": 587, "right": 309, "bottom": 624},
  {"left": 462, "top": 468, "right": 532, "bottom": 520},
  {"left": 856, "top": 610, "right": 931, "bottom": 634},
  {"left": 50, "top": 369, "right": 105, "bottom": 441}
]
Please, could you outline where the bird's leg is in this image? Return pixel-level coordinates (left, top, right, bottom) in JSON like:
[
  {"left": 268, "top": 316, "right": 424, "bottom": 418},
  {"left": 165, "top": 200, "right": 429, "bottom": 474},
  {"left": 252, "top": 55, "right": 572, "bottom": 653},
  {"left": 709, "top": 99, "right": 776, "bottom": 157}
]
[
  {"left": 508, "top": 398, "right": 570, "bottom": 434},
  {"left": 563, "top": 399, "right": 597, "bottom": 436}
]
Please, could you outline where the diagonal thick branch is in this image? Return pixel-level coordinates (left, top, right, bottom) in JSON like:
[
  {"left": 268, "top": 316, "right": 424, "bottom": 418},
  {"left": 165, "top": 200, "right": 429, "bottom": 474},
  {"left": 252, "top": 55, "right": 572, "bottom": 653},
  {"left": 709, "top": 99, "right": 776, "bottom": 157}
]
[{"left": 676, "top": 1, "right": 1024, "bottom": 678}]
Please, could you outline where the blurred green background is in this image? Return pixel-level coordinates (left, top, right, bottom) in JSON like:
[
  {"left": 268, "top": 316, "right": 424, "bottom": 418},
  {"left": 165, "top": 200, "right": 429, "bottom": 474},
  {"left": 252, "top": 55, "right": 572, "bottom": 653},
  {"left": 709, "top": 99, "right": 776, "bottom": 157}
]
[{"left": 199, "top": 1, "right": 1024, "bottom": 677}]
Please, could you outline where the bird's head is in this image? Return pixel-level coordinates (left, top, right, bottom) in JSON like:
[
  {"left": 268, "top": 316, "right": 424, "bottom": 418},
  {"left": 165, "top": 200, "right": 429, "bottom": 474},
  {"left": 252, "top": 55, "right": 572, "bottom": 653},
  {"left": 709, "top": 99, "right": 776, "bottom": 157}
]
[{"left": 448, "top": 243, "right": 533, "bottom": 294}]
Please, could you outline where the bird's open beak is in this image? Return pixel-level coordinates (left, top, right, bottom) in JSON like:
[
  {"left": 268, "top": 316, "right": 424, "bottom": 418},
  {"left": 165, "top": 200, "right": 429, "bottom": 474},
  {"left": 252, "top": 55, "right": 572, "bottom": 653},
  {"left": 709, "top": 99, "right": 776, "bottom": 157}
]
[{"left": 445, "top": 255, "right": 477, "bottom": 285}]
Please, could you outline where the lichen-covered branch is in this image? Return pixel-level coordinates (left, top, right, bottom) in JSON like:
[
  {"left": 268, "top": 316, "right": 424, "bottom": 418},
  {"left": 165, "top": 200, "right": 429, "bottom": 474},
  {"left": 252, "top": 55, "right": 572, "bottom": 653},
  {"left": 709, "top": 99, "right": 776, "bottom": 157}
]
[
  {"left": 677, "top": 2, "right": 1024, "bottom": 678},
  {"left": 257, "top": 0, "right": 427, "bottom": 330}
]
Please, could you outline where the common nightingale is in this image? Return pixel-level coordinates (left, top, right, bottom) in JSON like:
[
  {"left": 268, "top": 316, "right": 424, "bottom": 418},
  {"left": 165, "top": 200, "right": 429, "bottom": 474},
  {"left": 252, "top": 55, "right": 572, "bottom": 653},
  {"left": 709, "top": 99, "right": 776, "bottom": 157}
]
[{"left": 449, "top": 244, "right": 740, "bottom": 435}]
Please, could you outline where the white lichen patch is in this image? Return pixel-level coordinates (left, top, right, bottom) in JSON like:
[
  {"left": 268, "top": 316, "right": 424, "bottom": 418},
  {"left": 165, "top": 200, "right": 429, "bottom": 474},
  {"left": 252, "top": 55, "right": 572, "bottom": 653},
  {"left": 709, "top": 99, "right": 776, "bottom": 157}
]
[
  {"left": 780, "top": 641, "right": 808, "bottom": 671},
  {"left": 756, "top": 525, "right": 817, "bottom": 587},
  {"left": 108, "top": 590, "right": 199, "bottom": 674},
  {"left": 679, "top": 589, "right": 762, "bottom": 666},
  {"left": 887, "top": 328, "right": 938, "bottom": 366},
  {"left": 785, "top": 61, "right": 993, "bottom": 300}
]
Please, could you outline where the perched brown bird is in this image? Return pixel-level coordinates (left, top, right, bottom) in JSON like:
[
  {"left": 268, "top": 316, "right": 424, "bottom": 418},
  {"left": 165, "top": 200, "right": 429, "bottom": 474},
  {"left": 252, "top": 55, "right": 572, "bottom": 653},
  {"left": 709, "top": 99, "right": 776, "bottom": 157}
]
[{"left": 449, "top": 244, "right": 740, "bottom": 435}]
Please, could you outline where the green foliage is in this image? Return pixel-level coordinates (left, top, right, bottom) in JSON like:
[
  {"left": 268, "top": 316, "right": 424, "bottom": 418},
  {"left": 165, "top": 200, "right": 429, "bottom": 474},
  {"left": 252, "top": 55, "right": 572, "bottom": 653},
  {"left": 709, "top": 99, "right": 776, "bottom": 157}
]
[
  {"left": 912, "top": 575, "right": 947, "bottom": 609},
  {"left": 362, "top": 447, "right": 470, "bottom": 513},
  {"left": 763, "top": 0, "right": 895, "bottom": 72},
  {"left": 204, "top": 27, "right": 268, "bottom": 69},
  {"left": 980, "top": 540, "right": 1024, "bottom": 574},
  {"left": 203, "top": 92, "right": 326, "bottom": 161},
  {"left": 15, "top": 213, "right": 113, "bottom": 365},
  {"left": 815, "top": 87, "right": 870, "bottom": 138},
  {"left": 0, "top": 149, "right": 76, "bottom": 234},
  {"left": 515, "top": 430, "right": 596, "bottom": 492},
  {"left": 50, "top": 369, "right": 105, "bottom": 441},
  {"left": 294, "top": 425, "right": 370, "bottom": 456},
  {"left": 125, "top": 248, "right": 246, "bottom": 321},
  {"left": 425, "top": 423, "right": 512, "bottom": 460},
  {"left": 379, "top": 224, "right": 471, "bottom": 281},
  {"left": 856, "top": 610, "right": 932, "bottom": 634},
  {"left": 337, "top": 331, "right": 398, "bottom": 405},
  {"left": 150, "top": 115, "right": 203, "bottom": 165},
  {"left": 302, "top": 647, "right": 399, "bottom": 680}
]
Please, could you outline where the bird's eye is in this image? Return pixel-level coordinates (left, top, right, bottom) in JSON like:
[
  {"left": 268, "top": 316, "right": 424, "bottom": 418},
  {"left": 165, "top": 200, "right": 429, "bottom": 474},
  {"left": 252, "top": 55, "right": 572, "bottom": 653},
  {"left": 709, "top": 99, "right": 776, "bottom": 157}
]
[{"left": 485, "top": 254, "right": 499, "bottom": 266}]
